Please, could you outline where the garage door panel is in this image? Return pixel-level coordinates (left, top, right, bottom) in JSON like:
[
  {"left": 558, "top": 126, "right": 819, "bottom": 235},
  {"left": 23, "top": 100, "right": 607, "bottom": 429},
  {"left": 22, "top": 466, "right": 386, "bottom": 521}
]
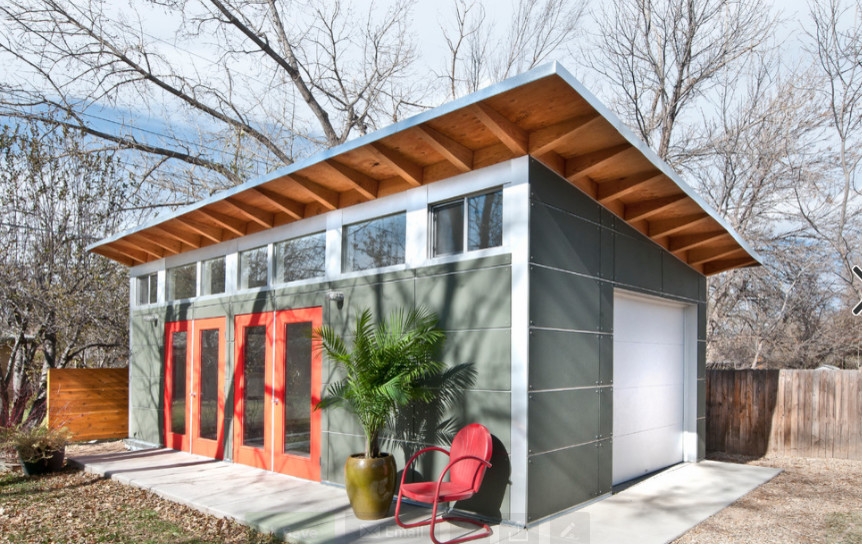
[
  {"left": 613, "top": 298, "right": 684, "bottom": 344},
  {"left": 613, "top": 341, "right": 684, "bottom": 388},
  {"left": 613, "top": 291, "right": 687, "bottom": 486},
  {"left": 613, "top": 384, "right": 683, "bottom": 436},
  {"left": 613, "top": 426, "right": 684, "bottom": 484}
]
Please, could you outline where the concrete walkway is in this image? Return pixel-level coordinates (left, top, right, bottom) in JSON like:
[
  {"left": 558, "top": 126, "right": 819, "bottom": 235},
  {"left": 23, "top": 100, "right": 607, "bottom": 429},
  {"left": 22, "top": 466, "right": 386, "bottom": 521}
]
[{"left": 70, "top": 449, "right": 780, "bottom": 544}]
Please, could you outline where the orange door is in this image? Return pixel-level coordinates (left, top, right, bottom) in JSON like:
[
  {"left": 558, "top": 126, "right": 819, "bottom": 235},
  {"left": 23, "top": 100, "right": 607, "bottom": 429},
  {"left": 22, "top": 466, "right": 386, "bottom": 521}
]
[
  {"left": 164, "top": 320, "right": 191, "bottom": 451},
  {"left": 272, "top": 307, "right": 322, "bottom": 480},
  {"left": 190, "top": 317, "right": 226, "bottom": 459},
  {"left": 233, "top": 312, "right": 274, "bottom": 470},
  {"left": 233, "top": 308, "right": 322, "bottom": 480}
]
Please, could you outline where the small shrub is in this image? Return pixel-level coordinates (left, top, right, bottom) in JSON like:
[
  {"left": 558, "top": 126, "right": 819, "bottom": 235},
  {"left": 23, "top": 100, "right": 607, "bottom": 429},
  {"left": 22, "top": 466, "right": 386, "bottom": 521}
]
[{"left": 5, "top": 425, "right": 72, "bottom": 462}]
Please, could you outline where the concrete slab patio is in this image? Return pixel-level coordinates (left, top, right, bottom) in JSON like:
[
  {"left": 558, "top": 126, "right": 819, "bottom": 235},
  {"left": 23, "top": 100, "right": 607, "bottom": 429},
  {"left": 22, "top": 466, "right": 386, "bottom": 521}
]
[{"left": 70, "top": 449, "right": 780, "bottom": 544}]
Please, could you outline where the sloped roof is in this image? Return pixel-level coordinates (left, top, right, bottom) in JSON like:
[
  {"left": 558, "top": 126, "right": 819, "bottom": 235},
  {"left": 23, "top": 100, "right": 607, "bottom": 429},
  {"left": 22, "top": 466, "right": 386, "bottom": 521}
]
[{"left": 89, "top": 63, "right": 760, "bottom": 276}]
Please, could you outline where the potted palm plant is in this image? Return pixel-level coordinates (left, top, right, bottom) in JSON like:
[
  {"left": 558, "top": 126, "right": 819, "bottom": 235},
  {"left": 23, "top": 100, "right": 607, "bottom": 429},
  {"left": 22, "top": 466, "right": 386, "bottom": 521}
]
[{"left": 315, "top": 307, "right": 453, "bottom": 520}]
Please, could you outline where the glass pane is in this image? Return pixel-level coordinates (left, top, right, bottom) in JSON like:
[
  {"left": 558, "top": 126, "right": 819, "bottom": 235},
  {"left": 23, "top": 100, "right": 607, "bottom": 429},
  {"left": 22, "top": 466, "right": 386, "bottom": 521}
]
[
  {"left": 170, "top": 331, "right": 187, "bottom": 436},
  {"left": 137, "top": 276, "right": 150, "bottom": 305},
  {"left": 275, "top": 233, "right": 325, "bottom": 283},
  {"left": 201, "top": 257, "right": 225, "bottom": 296},
  {"left": 284, "top": 321, "right": 312, "bottom": 456},
  {"left": 468, "top": 191, "right": 503, "bottom": 251},
  {"left": 198, "top": 329, "right": 220, "bottom": 441},
  {"left": 431, "top": 201, "right": 464, "bottom": 256},
  {"left": 342, "top": 214, "right": 406, "bottom": 272},
  {"left": 167, "top": 263, "right": 197, "bottom": 301},
  {"left": 148, "top": 274, "right": 158, "bottom": 304},
  {"left": 239, "top": 247, "right": 268, "bottom": 289},
  {"left": 242, "top": 325, "right": 267, "bottom": 448}
]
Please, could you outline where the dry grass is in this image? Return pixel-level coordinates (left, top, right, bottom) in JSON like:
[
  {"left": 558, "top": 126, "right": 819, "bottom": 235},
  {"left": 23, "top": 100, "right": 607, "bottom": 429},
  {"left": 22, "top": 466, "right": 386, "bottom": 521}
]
[
  {"left": 0, "top": 442, "right": 281, "bottom": 544},
  {"left": 675, "top": 454, "right": 862, "bottom": 544}
]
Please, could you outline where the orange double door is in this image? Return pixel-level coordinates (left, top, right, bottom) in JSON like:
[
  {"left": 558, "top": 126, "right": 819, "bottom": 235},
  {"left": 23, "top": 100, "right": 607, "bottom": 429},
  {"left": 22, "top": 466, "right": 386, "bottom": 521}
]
[{"left": 164, "top": 307, "right": 322, "bottom": 481}]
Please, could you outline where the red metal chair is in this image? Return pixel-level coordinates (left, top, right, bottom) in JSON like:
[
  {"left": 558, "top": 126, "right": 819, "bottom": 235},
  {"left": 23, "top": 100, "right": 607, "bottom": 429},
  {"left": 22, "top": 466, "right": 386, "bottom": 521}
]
[{"left": 394, "top": 423, "right": 493, "bottom": 544}]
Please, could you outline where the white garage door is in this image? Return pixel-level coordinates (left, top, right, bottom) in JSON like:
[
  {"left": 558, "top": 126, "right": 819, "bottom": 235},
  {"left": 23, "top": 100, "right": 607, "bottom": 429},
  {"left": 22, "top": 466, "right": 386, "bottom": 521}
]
[{"left": 612, "top": 291, "right": 686, "bottom": 485}]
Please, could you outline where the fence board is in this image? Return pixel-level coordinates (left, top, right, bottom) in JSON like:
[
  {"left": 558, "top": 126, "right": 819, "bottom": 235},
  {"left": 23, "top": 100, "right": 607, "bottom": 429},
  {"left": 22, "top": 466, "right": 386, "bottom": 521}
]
[
  {"left": 707, "top": 369, "right": 862, "bottom": 459},
  {"left": 47, "top": 368, "right": 128, "bottom": 442}
]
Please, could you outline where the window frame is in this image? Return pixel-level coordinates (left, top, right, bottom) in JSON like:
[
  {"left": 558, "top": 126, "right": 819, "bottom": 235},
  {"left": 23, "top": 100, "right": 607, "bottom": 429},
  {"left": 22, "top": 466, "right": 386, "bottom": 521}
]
[
  {"left": 341, "top": 212, "right": 407, "bottom": 274},
  {"left": 273, "top": 231, "right": 326, "bottom": 285},
  {"left": 167, "top": 262, "right": 198, "bottom": 301},
  {"left": 429, "top": 188, "right": 503, "bottom": 258},
  {"left": 136, "top": 273, "right": 158, "bottom": 306}
]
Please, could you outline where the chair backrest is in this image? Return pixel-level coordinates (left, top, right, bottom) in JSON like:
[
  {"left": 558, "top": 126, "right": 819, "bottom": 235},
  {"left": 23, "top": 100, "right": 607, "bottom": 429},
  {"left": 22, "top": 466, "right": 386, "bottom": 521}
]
[{"left": 448, "top": 423, "right": 493, "bottom": 494}]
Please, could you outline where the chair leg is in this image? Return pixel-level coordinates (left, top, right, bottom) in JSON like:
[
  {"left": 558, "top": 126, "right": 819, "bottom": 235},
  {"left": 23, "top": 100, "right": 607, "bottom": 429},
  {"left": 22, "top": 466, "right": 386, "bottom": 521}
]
[
  {"left": 394, "top": 489, "right": 433, "bottom": 529},
  {"left": 429, "top": 504, "right": 492, "bottom": 544}
]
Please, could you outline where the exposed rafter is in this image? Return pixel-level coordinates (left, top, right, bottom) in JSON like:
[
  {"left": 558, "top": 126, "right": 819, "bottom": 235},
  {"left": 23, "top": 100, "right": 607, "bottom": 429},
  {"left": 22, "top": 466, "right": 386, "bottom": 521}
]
[
  {"left": 248, "top": 187, "right": 305, "bottom": 220},
  {"left": 648, "top": 214, "right": 711, "bottom": 238},
  {"left": 470, "top": 102, "right": 528, "bottom": 155},
  {"left": 287, "top": 174, "right": 340, "bottom": 210},
  {"left": 224, "top": 197, "right": 275, "bottom": 229},
  {"left": 135, "top": 231, "right": 181, "bottom": 255},
  {"left": 565, "top": 144, "right": 630, "bottom": 185},
  {"left": 704, "top": 256, "right": 757, "bottom": 275},
  {"left": 117, "top": 238, "right": 162, "bottom": 260},
  {"left": 413, "top": 125, "right": 473, "bottom": 172},
  {"left": 152, "top": 225, "right": 201, "bottom": 249},
  {"left": 597, "top": 172, "right": 662, "bottom": 203},
  {"left": 322, "top": 160, "right": 379, "bottom": 200},
  {"left": 688, "top": 245, "right": 746, "bottom": 266},
  {"left": 368, "top": 142, "right": 423, "bottom": 187},
  {"left": 529, "top": 113, "right": 601, "bottom": 156},
  {"left": 197, "top": 208, "right": 246, "bottom": 237},
  {"left": 624, "top": 194, "right": 687, "bottom": 222},
  {"left": 669, "top": 231, "right": 727, "bottom": 254},
  {"left": 175, "top": 216, "right": 224, "bottom": 243}
]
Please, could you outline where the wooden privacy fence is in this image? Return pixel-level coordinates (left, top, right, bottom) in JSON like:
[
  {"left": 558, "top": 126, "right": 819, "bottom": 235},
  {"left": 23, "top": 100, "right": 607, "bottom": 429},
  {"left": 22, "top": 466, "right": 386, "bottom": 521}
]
[
  {"left": 47, "top": 368, "right": 129, "bottom": 441},
  {"left": 707, "top": 369, "right": 862, "bottom": 459}
]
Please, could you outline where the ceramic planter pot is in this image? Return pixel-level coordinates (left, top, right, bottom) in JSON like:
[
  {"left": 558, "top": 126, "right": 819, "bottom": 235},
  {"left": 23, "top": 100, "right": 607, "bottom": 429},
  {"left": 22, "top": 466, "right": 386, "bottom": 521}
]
[
  {"left": 344, "top": 453, "right": 397, "bottom": 520},
  {"left": 17, "top": 446, "right": 65, "bottom": 476}
]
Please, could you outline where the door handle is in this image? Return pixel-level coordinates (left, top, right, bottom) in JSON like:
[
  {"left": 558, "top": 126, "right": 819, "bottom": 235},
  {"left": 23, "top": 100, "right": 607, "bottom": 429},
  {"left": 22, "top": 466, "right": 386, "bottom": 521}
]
[{"left": 274, "top": 398, "right": 279, "bottom": 405}]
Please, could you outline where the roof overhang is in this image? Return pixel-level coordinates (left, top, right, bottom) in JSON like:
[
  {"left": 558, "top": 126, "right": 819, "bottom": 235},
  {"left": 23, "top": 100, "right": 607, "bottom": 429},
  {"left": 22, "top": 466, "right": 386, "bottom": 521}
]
[{"left": 89, "top": 63, "right": 761, "bottom": 276}]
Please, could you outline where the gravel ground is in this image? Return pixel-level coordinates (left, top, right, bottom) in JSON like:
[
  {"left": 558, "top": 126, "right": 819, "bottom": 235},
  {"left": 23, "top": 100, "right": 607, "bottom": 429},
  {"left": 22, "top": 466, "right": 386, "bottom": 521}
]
[{"left": 674, "top": 454, "right": 862, "bottom": 544}]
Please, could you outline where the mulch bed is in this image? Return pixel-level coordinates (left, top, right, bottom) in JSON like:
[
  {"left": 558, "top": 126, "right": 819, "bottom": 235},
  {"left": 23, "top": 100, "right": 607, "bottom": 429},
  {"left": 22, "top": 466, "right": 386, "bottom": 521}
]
[
  {"left": 673, "top": 453, "right": 862, "bottom": 544},
  {"left": 0, "top": 442, "right": 282, "bottom": 544}
]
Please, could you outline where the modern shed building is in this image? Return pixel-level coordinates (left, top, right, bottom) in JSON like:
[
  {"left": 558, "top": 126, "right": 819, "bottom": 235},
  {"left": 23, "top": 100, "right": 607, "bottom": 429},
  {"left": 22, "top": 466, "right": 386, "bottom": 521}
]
[{"left": 90, "top": 63, "right": 759, "bottom": 527}]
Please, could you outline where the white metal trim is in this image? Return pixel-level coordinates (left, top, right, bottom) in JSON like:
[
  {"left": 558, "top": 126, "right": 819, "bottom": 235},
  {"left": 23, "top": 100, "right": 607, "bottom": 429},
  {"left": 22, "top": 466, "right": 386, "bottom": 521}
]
[{"left": 507, "top": 156, "right": 530, "bottom": 527}]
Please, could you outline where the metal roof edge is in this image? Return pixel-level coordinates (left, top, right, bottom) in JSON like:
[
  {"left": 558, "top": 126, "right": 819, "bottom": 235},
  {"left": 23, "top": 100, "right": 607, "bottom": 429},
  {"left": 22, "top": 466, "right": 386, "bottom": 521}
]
[
  {"left": 88, "top": 63, "right": 561, "bottom": 251},
  {"left": 550, "top": 64, "right": 763, "bottom": 266}
]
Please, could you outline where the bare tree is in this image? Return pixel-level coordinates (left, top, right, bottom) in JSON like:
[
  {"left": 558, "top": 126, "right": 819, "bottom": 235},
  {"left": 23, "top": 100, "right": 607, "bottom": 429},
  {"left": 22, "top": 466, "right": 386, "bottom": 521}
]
[
  {"left": 0, "top": 121, "right": 130, "bottom": 425},
  {"left": 440, "top": 0, "right": 585, "bottom": 99},
  {"left": 590, "top": 0, "right": 776, "bottom": 166},
  {"left": 796, "top": 0, "right": 862, "bottom": 299},
  {"left": 0, "top": 0, "right": 418, "bottom": 199}
]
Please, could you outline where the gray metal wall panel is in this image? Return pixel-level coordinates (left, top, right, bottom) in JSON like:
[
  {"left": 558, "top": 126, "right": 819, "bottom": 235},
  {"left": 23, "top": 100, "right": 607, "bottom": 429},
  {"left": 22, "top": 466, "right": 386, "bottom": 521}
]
[
  {"left": 528, "top": 330, "right": 601, "bottom": 390},
  {"left": 526, "top": 443, "right": 599, "bottom": 524},
  {"left": 527, "top": 158, "right": 706, "bottom": 522},
  {"left": 528, "top": 266, "right": 601, "bottom": 331},
  {"left": 528, "top": 389, "right": 599, "bottom": 453}
]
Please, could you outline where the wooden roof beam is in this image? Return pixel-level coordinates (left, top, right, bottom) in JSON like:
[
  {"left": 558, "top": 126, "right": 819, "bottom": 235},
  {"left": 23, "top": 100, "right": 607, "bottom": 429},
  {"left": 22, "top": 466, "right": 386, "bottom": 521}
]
[
  {"left": 470, "top": 102, "right": 528, "bottom": 155},
  {"left": 94, "top": 246, "right": 138, "bottom": 266},
  {"left": 197, "top": 208, "right": 246, "bottom": 237},
  {"left": 688, "top": 245, "right": 747, "bottom": 266},
  {"left": 648, "top": 213, "right": 711, "bottom": 238},
  {"left": 368, "top": 143, "right": 423, "bottom": 187},
  {"left": 248, "top": 187, "right": 305, "bottom": 220},
  {"left": 135, "top": 231, "right": 182, "bottom": 255},
  {"left": 669, "top": 231, "right": 728, "bottom": 254},
  {"left": 287, "top": 174, "right": 340, "bottom": 210},
  {"left": 175, "top": 216, "right": 224, "bottom": 243},
  {"left": 116, "top": 238, "right": 163, "bottom": 260},
  {"left": 565, "top": 144, "right": 630, "bottom": 185},
  {"left": 624, "top": 194, "right": 687, "bottom": 222},
  {"left": 322, "top": 160, "right": 380, "bottom": 200},
  {"left": 413, "top": 125, "right": 473, "bottom": 172},
  {"left": 224, "top": 197, "right": 274, "bottom": 229},
  {"left": 597, "top": 171, "right": 662, "bottom": 203},
  {"left": 529, "top": 113, "right": 602, "bottom": 156},
  {"left": 703, "top": 256, "right": 758, "bottom": 275},
  {"left": 153, "top": 225, "right": 201, "bottom": 249}
]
